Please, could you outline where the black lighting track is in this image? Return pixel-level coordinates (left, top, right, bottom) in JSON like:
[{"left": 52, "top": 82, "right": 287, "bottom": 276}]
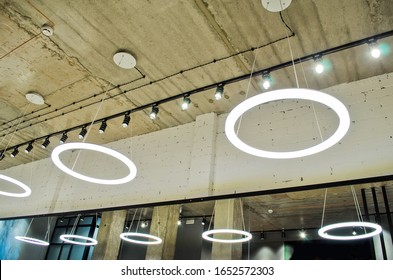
[{"left": 1, "top": 29, "right": 393, "bottom": 156}]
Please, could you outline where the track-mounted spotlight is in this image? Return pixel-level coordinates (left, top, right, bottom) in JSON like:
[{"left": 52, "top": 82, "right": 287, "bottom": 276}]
[
  {"left": 262, "top": 72, "right": 271, "bottom": 90},
  {"left": 368, "top": 40, "right": 381, "bottom": 58},
  {"left": 201, "top": 217, "right": 207, "bottom": 226},
  {"left": 314, "top": 56, "right": 324, "bottom": 74},
  {"left": 122, "top": 112, "right": 131, "bottom": 128},
  {"left": 78, "top": 126, "right": 88, "bottom": 139},
  {"left": 214, "top": 85, "right": 224, "bottom": 100},
  {"left": 281, "top": 229, "right": 286, "bottom": 238},
  {"left": 0, "top": 151, "right": 5, "bottom": 160},
  {"left": 99, "top": 120, "right": 107, "bottom": 134},
  {"left": 181, "top": 96, "right": 191, "bottom": 110},
  {"left": 41, "top": 137, "right": 50, "bottom": 149},
  {"left": 24, "top": 142, "right": 34, "bottom": 153},
  {"left": 59, "top": 132, "right": 68, "bottom": 144},
  {"left": 150, "top": 105, "right": 159, "bottom": 120},
  {"left": 141, "top": 221, "right": 148, "bottom": 228},
  {"left": 299, "top": 229, "right": 307, "bottom": 239},
  {"left": 10, "top": 147, "right": 19, "bottom": 158},
  {"left": 260, "top": 231, "right": 265, "bottom": 240}
]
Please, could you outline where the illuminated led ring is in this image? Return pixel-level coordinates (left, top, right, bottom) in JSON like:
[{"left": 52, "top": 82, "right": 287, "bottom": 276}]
[
  {"left": 202, "top": 229, "right": 252, "bottom": 243},
  {"left": 225, "top": 88, "right": 350, "bottom": 159},
  {"left": 318, "top": 221, "right": 382, "bottom": 240},
  {"left": 0, "top": 174, "right": 31, "bottom": 197},
  {"left": 120, "top": 232, "right": 162, "bottom": 245},
  {"left": 60, "top": 234, "right": 98, "bottom": 246},
  {"left": 52, "top": 143, "right": 137, "bottom": 185},
  {"left": 15, "top": 236, "right": 49, "bottom": 246}
]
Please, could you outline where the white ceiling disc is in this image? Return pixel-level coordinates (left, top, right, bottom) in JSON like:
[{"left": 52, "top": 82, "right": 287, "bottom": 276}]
[
  {"left": 113, "top": 51, "right": 137, "bottom": 69},
  {"left": 26, "top": 92, "right": 45, "bottom": 105},
  {"left": 261, "top": 0, "right": 292, "bottom": 12}
]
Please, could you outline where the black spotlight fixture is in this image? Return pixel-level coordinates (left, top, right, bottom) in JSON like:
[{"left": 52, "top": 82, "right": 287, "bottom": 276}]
[
  {"left": 41, "top": 137, "right": 50, "bottom": 149},
  {"left": 260, "top": 231, "right": 265, "bottom": 240},
  {"left": 201, "top": 217, "right": 207, "bottom": 226},
  {"left": 122, "top": 112, "right": 131, "bottom": 128},
  {"left": 99, "top": 120, "right": 107, "bottom": 134},
  {"left": 10, "top": 147, "right": 19, "bottom": 158},
  {"left": 78, "top": 126, "right": 88, "bottom": 139},
  {"left": 181, "top": 96, "right": 191, "bottom": 110},
  {"left": 281, "top": 229, "right": 286, "bottom": 238},
  {"left": 0, "top": 151, "right": 5, "bottom": 161},
  {"left": 59, "top": 132, "right": 68, "bottom": 144},
  {"left": 149, "top": 105, "right": 159, "bottom": 120},
  {"left": 214, "top": 84, "right": 224, "bottom": 100},
  {"left": 24, "top": 142, "right": 34, "bottom": 153}
]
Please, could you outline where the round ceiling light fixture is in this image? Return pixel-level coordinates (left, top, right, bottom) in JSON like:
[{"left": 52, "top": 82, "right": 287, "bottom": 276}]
[
  {"left": 113, "top": 51, "right": 137, "bottom": 69},
  {"left": 0, "top": 174, "right": 32, "bottom": 198},
  {"left": 51, "top": 142, "right": 137, "bottom": 185},
  {"left": 60, "top": 234, "right": 97, "bottom": 246},
  {"left": 261, "top": 0, "right": 292, "bottom": 12},
  {"left": 120, "top": 232, "right": 162, "bottom": 245},
  {"left": 202, "top": 229, "right": 252, "bottom": 243},
  {"left": 26, "top": 92, "right": 45, "bottom": 105},
  {"left": 318, "top": 221, "right": 382, "bottom": 240},
  {"left": 225, "top": 88, "right": 350, "bottom": 159},
  {"left": 15, "top": 236, "right": 49, "bottom": 246}
]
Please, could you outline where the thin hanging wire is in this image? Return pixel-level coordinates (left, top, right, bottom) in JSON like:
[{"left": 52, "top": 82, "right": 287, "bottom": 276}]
[
  {"left": 135, "top": 208, "right": 143, "bottom": 233},
  {"left": 320, "top": 188, "right": 328, "bottom": 228},
  {"left": 226, "top": 199, "right": 230, "bottom": 229},
  {"left": 283, "top": 5, "right": 325, "bottom": 142},
  {"left": 239, "top": 198, "right": 247, "bottom": 231},
  {"left": 128, "top": 209, "right": 138, "bottom": 233},
  {"left": 71, "top": 82, "right": 112, "bottom": 171},
  {"left": 0, "top": 104, "right": 31, "bottom": 152},
  {"left": 298, "top": 60, "right": 324, "bottom": 142},
  {"left": 70, "top": 214, "right": 81, "bottom": 235},
  {"left": 23, "top": 218, "right": 34, "bottom": 237},
  {"left": 351, "top": 186, "right": 364, "bottom": 222},
  {"left": 156, "top": 206, "right": 160, "bottom": 238},
  {"left": 44, "top": 216, "right": 52, "bottom": 242},
  {"left": 207, "top": 201, "right": 216, "bottom": 231}
]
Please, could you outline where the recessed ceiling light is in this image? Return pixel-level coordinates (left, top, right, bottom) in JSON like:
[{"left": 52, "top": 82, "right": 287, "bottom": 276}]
[
  {"left": 26, "top": 92, "right": 45, "bottom": 105},
  {"left": 113, "top": 51, "right": 137, "bottom": 69}
]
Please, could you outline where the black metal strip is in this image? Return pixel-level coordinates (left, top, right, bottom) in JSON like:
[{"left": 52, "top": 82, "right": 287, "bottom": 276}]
[{"left": 372, "top": 187, "right": 387, "bottom": 260}]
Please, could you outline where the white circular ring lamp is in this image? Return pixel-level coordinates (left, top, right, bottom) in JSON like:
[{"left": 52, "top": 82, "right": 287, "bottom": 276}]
[
  {"left": 60, "top": 234, "right": 98, "bottom": 246},
  {"left": 0, "top": 174, "right": 31, "bottom": 198},
  {"left": 202, "top": 229, "right": 252, "bottom": 243},
  {"left": 318, "top": 221, "right": 382, "bottom": 241},
  {"left": 51, "top": 143, "right": 137, "bottom": 185},
  {"left": 225, "top": 88, "right": 350, "bottom": 159},
  {"left": 120, "top": 232, "right": 162, "bottom": 245},
  {"left": 15, "top": 236, "right": 49, "bottom": 246}
]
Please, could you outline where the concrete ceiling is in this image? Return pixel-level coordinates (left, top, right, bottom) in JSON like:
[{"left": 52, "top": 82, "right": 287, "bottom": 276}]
[{"left": 1, "top": 0, "right": 393, "bottom": 228}]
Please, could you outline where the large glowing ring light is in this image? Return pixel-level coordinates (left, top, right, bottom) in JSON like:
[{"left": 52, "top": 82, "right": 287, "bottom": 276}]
[
  {"left": 318, "top": 221, "right": 382, "bottom": 240},
  {"left": 225, "top": 88, "right": 350, "bottom": 159},
  {"left": 0, "top": 174, "right": 31, "bottom": 197},
  {"left": 52, "top": 143, "right": 137, "bottom": 185},
  {"left": 15, "top": 236, "right": 49, "bottom": 246},
  {"left": 120, "top": 232, "right": 162, "bottom": 245},
  {"left": 202, "top": 229, "right": 252, "bottom": 243},
  {"left": 60, "top": 234, "right": 98, "bottom": 246}
]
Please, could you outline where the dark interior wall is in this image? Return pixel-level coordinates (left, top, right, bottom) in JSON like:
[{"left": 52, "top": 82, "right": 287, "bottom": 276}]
[
  {"left": 174, "top": 218, "right": 205, "bottom": 260},
  {"left": 118, "top": 223, "right": 150, "bottom": 260}
]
